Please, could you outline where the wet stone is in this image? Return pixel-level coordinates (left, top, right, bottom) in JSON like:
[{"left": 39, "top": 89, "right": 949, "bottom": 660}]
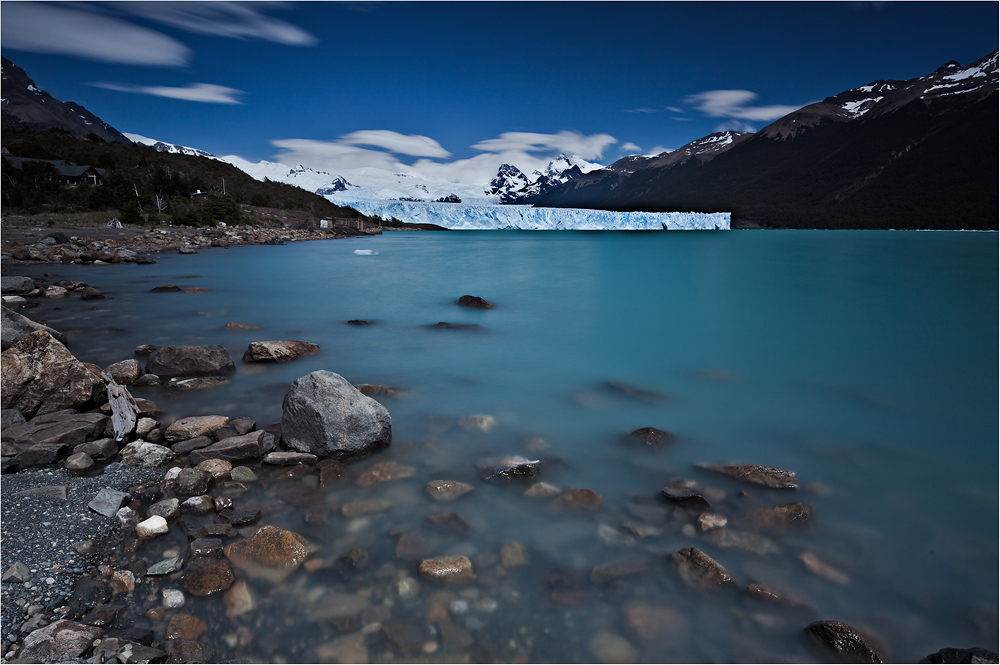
[
  {"left": 224, "top": 525, "right": 312, "bottom": 582},
  {"left": 181, "top": 495, "right": 215, "bottom": 515},
  {"left": 306, "top": 592, "right": 374, "bottom": 621},
  {"left": 439, "top": 620, "right": 474, "bottom": 652},
  {"left": 671, "top": 547, "right": 736, "bottom": 591},
  {"left": 166, "top": 613, "right": 207, "bottom": 640},
  {"left": 551, "top": 488, "right": 603, "bottom": 513},
  {"left": 382, "top": 620, "right": 425, "bottom": 654},
  {"left": 591, "top": 556, "right": 651, "bottom": 583},
  {"left": 457, "top": 294, "right": 494, "bottom": 308},
  {"left": 188, "top": 538, "right": 224, "bottom": 560},
  {"left": 920, "top": 647, "right": 999, "bottom": 664},
  {"left": 740, "top": 502, "right": 814, "bottom": 533},
  {"left": 135, "top": 515, "right": 169, "bottom": 539},
  {"left": 800, "top": 551, "right": 851, "bottom": 585},
  {"left": 459, "top": 414, "right": 497, "bottom": 431},
  {"left": 662, "top": 482, "right": 711, "bottom": 510},
  {"left": 356, "top": 459, "right": 417, "bottom": 486},
  {"left": 426, "top": 511, "right": 471, "bottom": 533},
  {"left": 341, "top": 498, "right": 392, "bottom": 517},
  {"left": 147, "top": 498, "right": 180, "bottom": 521},
  {"left": 224, "top": 580, "right": 258, "bottom": 618},
  {"left": 500, "top": 541, "right": 527, "bottom": 568},
  {"left": 476, "top": 455, "right": 540, "bottom": 481},
  {"left": 277, "top": 484, "right": 323, "bottom": 507},
  {"left": 524, "top": 481, "right": 561, "bottom": 498},
  {"left": 272, "top": 463, "right": 310, "bottom": 480},
  {"left": 336, "top": 547, "right": 370, "bottom": 570},
  {"left": 171, "top": 435, "right": 213, "bottom": 455},
  {"left": 176, "top": 468, "right": 212, "bottom": 495},
  {"left": 213, "top": 496, "right": 233, "bottom": 511},
  {"left": 697, "top": 462, "right": 799, "bottom": 489},
  {"left": 184, "top": 561, "right": 235, "bottom": 596},
  {"left": 196, "top": 458, "right": 233, "bottom": 480},
  {"left": 110, "top": 569, "right": 135, "bottom": 595},
  {"left": 230, "top": 466, "right": 258, "bottom": 483},
  {"left": 227, "top": 509, "right": 261, "bottom": 526},
  {"left": 82, "top": 602, "right": 124, "bottom": 627},
  {"left": 697, "top": 512, "right": 728, "bottom": 531},
  {"left": 189, "top": 523, "right": 238, "bottom": 539},
  {"left": 315, "top": 633, "right": 368, "bottom": 663},
  {"left": 805, "top": 620, "right": 884, "bottom": 664},
  {"left": 396, "top": 533, "right": 430, "bottom": 561},
  {"left": 626, "top": 426, "right": 675, "bottom": 447},
  {"left": 745, "top": 582, "right": 814, "bottom": 609},
  {"left": 704, "top": 528, "right": 780, "bottom": 556},
  {"left": 263, "top": 451, "right": 317, "bottom": 465},
  {"left": 317, "top": 458, "right": 349, "bottom": 487},
  {"left": 626, "top": 603, "right": 688, "bottom": 644},
  {"left": 419, "top": 556, "right": 474, "bottom": 585},
  {"left": 146, "top": 556, "right": 184, "bottom": 576},
  {"left": 163, "top": 638, "right": 215, "bottom": 664},
  {"left": 589, "top": 631, "right": 640, "bottom": 664}
]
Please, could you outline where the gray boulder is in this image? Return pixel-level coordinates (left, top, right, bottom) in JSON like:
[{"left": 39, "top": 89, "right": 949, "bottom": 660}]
[
  {"left": 188, "top": 430, "right": 274, "bottom": 466},
  {"left": 2, "top": 305, "right": 69, "bottom": 350},
  {"left": 1, "top": 276, "right": 35, "bottom": 295},
  {"left": 120, "top": 441, "right": 176, "bottom": 468},
  {"left": 17, "top": 619, "right": 102, "bottom": 662},
  {"left": 145, "top": 344, "right": 236, "bottom": 379},
  {"left": 281, "top": 370, "right": 391, "bottom": 459},
  {"left": 242, "top": 340, "right": 320, "bottom": 363},
  {"left": 1, "top": 331, "right": 104, "bottom": 418},
  {"left": 1, "top": 412, "right": 108, "bottom": 448}
]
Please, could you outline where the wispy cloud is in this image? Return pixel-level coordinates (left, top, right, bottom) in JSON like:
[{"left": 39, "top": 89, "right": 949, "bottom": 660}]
[
  {"left": 268, "top": 130, "right": 618, "bottom": 185},
  {"left": 619, "top": 142, "right": 643, "bottom": 153},
  {"left": 1, "top": 1, "right": 316, "bottom": 67},
  {"left": 123, "top": 2, "right": 318, "bottom": 47},
  {"left": 713, "top": 119, "right": 759, "bottom": 133},
  {"left": 624, "top": 107, "right": 659, "bottom": 114},
  {"left": 471, "top": 131, "right": 616, "bottom": 161},
  {"left": 94, "top": 82, "right": 244, "bottom": 104},
  {"left": 665, "top": 106, "right": 684, "bottom": 113},
  {"left": 684, "top": 89, "right": 805, "bottom": 122},
  {"left": 338, "top": 130, "right": 451, "bottom": 158},
  {"left": 2, "top": 2, "right": 189, "bottom": 66}
]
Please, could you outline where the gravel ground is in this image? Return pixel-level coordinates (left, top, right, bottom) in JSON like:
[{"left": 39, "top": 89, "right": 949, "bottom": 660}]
[{"left": 0, "top": 463, "right": 164, "bottom": 661}]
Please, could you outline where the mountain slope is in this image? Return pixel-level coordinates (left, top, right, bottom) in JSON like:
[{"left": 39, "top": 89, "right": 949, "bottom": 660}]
[
  {"left": 1, "top": 57, "right": 132, "bottom": 145},
  {"left": 537, "top": 51, "right": 999, "bottom": 230}
]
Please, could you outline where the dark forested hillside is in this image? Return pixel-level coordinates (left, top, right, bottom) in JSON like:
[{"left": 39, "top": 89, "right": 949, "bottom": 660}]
[{"left": 1, "top": 127, "right": 362, "bottom": 224}]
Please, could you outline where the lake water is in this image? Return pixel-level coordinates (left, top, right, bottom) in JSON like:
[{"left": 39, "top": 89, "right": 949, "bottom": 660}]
[{"left": 16, "top": 230, "right": 998, "bottom": 662}]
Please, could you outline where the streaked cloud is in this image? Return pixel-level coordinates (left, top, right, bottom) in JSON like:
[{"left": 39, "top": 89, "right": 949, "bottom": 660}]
[
  {"left": 624, "top": 107, "right": 659, "bottom": 114},
  {"left": 123, "top": 2, "right": 318, "bottom": 47},
  {"left": 619, "top": 142, "right": 643, "bottom": 153},
  {"left": 665, "top": 106, "right": 684, "bottom": 113},
  {"left": 268, "top": 130, "right": 617, "bottom": 185},
  {"left": 684, "top": 89, "right": 805, "bottom": 121},
  {"left": 338, "top": 130, "right": 451, "bottom": 158},
  {"left": 95, "top": 82, "right": 244, "bottom": 104},
  {"left": 2, "top": 2, "right": 189, "bottom": 66},
  {"left": 471, "top": 131, "right": 616, "bottom": 161},
  {"left": 713, "top": 120, "right": 759, "bottom": 133}
]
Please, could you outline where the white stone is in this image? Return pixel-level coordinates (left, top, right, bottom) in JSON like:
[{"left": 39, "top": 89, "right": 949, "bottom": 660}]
[
  {"left": 162, "top": 589, "right": 185, "bottom": 608},
  {"left": 136, "top": 418, "right": 159, "bottom": 437},
  {"left": 135, "top": 515, "right": 168, "bottom": 539}
]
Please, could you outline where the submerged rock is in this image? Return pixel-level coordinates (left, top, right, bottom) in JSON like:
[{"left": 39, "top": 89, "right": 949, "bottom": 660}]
[
  {"left": 241, "top": 340, "right": 320, "bottom": 363},
  {"left": 224, "top": 525, "right": 312, "bottom": 582},
  {"left": 588, "top": 631, "right": 639, "bottom": 664},
  {"left": 804, "top": 620, "right": 884, "bottom": 663},
  {"left": 425, "top": 480, "right": 474, "bottom": 501},
  {"left": 745, "top": 582, "right": 814, "bottom": 609},
  {"left": 355, "top": 460, "right": 416, "bottom": 486},
  {"left": 457, "top": 294, "right": 494, "bottom": 309},
  {"left": 183, "top": 561, "right": 235, "bottom": 596},
  {"left": 551, "top": 488, "right": 603, "bottom": 513},
  {"left": 919, "top": 647, "right": 999, "bottom": 664},
  {"left": 606, "top": 380, "right": 666, "bottom": 402},
  {"left": 697, "top": 462, "right": 799, "bottom": 489},
  {"left": 419, "top": 556, "right": 474, "bottom": 584},
  {"left": 281, "top": 370, "right": 392, "bottom": 459},
  {"left": 740, "top": 502, "right": 814, "bottom": 533},
  {"left": 425, "top": 511, "right": 471, "bottom": 533},
  {"left": 145, "top": 344, "right": 236, "bottom": 378},
  {"left": 703, "top": 528, "right": 780, "bottom": 556},
  {"left": 458, "top": 414, "right": 497, "bottom": 432},
  {"left": 475, "top": 455, "right": 540, "bottom": 481},
  {"left": 661, "top": 482, "right": 711, "bottom": 510},
  {"left": 670, "top": 547, "right": 736, "bottom": 591},
  {"left": 625, "top": 426, "right": 675, "bottom": 447}
]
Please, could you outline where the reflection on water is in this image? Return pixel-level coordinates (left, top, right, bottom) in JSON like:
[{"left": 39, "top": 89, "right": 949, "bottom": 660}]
[{"left": 17, "top": 230, "right": 998, "bottom": 662}]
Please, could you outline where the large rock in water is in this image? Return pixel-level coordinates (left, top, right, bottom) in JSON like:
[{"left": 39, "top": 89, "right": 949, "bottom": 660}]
[
  {"left": 145, "top": 344, "right": 236, "bottom": 378},
  {"left": 2, "top": 306, "right": 69, "bottom": 350},
  {"left": 1, "top": 331, "right": 105, "bottom": 418},
  {"left": 696, "top": 462, "right": 799, "bottom": 489},
  {"left": 804, "top": 620, "right": 884, "bottom": 663},
  {"left": 241, "top": 340, "right": 320, "bottom": 363},
  {"left": 281, "top": 371, "right": 391, "bottom": 459}
]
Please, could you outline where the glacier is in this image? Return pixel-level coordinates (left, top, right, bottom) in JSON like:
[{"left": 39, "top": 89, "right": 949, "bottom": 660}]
[{"left": 326, "top": 195, "right": 729, "bottom": 231}]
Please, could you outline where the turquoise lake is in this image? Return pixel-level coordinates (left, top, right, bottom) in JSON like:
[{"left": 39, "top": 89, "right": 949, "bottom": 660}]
[{"left": 17, "top": 230, "right": 999, "bottom": 662}]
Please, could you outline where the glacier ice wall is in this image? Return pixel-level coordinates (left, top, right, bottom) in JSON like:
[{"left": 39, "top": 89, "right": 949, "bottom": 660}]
[{"left": 327, "top": 196, "right": 729, "bottom": 231}]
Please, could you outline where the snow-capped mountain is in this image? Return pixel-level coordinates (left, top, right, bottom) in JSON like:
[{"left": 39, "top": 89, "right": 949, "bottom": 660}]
[
  {"left": 486, "top": 154, "right": 603, "bottom": 203},
  {"left": 125, "top": 133, "right": 221, "bottom": 160}
]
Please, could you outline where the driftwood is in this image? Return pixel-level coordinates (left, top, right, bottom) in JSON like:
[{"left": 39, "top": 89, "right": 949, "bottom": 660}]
[{"left": 102, "top": 371, "right": 140, "bottom": 442}]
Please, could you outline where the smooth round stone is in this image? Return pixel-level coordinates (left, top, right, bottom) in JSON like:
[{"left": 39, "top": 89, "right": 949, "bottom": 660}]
[
  {"left": 223, "top": 525, "right": 312, "bottom": 583},
  {"left": 524, "top": 482, "right": 561, "bottom": 498},
  {"left": 165, "top": 613, "right": 206, "bottom": 640},
  {"left": 425, "top": 480, "right": 474, "bottom": 501},
  {"left": 550, "top": 488, "right": 603, "bottom": 512},
  {"left": 135, "top": 516, "right": 169, "bottom": 539},
  {"left": 230, "top": 466, "right": 257, "bottom": 483},
  {"left": 419, "top": 556, "right": 474, "bottom": 585}
]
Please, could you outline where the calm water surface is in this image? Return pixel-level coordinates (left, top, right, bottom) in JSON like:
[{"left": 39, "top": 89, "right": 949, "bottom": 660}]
[{"left": 18, "top": 230, "right": 999, "bottom": 663}]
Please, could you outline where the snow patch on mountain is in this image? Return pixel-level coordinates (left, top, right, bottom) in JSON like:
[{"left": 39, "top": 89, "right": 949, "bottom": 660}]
[{"left": 126, "top": 133, "right": 221, "bottom": 160}]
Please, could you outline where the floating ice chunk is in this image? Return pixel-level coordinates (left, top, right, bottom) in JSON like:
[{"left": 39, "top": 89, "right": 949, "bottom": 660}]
[{"left": 353, "top": 249, "right": 378, "bottom": 255}]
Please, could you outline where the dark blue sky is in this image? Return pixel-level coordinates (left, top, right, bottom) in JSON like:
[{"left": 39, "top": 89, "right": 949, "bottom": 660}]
[{"left": 3, "top": 2, "right": 997, "bottom": 182}]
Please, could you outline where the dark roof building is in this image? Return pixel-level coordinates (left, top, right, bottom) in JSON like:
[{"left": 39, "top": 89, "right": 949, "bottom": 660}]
[{"left": 2, "top": 148, "right": 107, "bottom": 185}]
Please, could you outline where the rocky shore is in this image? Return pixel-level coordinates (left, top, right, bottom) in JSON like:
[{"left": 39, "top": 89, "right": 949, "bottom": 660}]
[{"left": 1, "top": 244, "right": 997, "bottom": 664}]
